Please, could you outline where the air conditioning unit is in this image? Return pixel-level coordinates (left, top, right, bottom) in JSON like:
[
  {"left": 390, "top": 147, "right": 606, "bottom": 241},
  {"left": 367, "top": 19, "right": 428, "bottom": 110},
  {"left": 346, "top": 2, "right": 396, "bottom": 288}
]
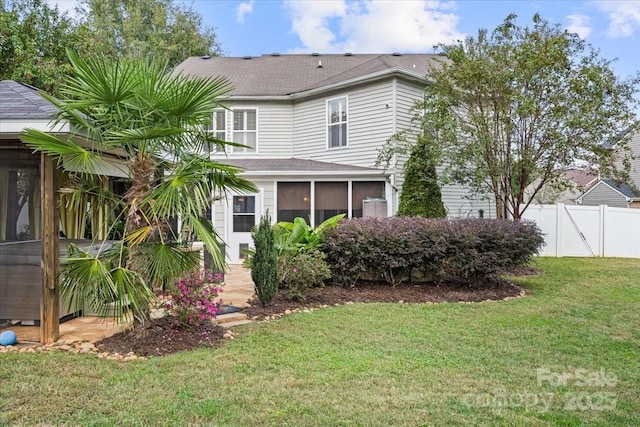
[{"left": 362, "top": 198, "right": 387, "bottom": 218}]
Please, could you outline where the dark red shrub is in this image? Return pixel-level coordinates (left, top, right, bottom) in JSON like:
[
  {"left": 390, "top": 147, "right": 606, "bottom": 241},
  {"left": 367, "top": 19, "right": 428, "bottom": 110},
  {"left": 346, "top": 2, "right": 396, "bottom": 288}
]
[{"left": 323, "top": 217, "right": 544, "bottom": 286}]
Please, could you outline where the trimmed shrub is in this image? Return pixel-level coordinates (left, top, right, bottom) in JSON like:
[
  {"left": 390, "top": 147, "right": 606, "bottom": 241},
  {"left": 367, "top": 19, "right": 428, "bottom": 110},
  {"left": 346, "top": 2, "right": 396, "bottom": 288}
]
[
  {"left": 323, "top": 217, "right": 544, "bottom": 286},
  {"left": 278, "top": 250, "right": 331, "bottom": 302},
  {"left": 251, "top": 213, "right": 279, "bottom": 305}
]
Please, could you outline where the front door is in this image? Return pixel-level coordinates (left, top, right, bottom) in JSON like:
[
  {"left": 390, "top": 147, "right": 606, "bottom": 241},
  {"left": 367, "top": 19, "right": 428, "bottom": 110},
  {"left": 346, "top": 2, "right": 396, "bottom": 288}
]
[{"left": 227, "top": 193, "right": 260, "bottom": 263}]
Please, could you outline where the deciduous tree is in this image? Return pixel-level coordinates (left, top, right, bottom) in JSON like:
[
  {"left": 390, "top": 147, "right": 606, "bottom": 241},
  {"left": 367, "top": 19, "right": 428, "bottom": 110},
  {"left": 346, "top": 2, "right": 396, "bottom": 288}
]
[
  {"left": 395, "top": 14, "right": 640, "bottom": 219},
  {"left": 0, "top": 0, "right": 80, "bottom": 95},
  {"left": 75, "top": 0, "right": 223, "bottom": 68}
]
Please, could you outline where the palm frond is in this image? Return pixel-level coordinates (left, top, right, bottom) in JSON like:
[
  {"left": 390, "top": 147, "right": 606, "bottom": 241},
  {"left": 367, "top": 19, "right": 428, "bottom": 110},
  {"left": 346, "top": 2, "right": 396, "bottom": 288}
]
[
  {"left": 131, "top": 243, "right": 200, "bottom": 290},
  {"left": 185, "top": 216, "right": 225, "bottom": 271},
  {"left": 20, "top": 129, "right": 112, "bottom": 175}
]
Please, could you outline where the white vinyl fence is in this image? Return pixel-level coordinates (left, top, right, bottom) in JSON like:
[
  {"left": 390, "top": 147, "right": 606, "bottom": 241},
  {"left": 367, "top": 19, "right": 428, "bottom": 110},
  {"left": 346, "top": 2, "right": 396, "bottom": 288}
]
[{"left": 522, "top": 203, "right": 640, "bottom": 258}]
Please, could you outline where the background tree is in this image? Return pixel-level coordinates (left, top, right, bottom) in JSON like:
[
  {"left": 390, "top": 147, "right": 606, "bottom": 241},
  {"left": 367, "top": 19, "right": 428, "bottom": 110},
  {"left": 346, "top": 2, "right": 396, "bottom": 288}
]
[
  {"left": 1, "top": 0, "right": 221, "bottom": 95},
  {"left": 396, "top": 13, "right": 639, "bottom": 219},
  {"left": 397, "top": 132, "right": 446, "bottom": 218},
  {"left": 75, "top": 0, "right": 223, "bottom": 68},
  {"left": 0, "top": 0, "right": 81, "bottom": 95},
  {"left": 21, "top": 51, "right": 255, "bottom": 321}
]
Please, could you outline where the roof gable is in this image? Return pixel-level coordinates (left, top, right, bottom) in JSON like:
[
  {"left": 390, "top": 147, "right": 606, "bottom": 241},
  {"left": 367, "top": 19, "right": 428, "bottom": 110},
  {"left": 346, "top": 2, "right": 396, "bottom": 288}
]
[
  {"left": 578, "top": 178, "right": 640, "bottom": 202},
  {"left": 174, "top": 53, "right": 441, "bottom": 97}
]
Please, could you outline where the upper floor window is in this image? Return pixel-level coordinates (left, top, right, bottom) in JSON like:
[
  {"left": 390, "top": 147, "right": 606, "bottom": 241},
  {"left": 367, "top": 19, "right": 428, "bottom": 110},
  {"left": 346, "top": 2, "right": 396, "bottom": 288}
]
[
  {"left": 205, "top": 109, "right": 226, "bottom": 153},
  {"left": 232, "top": 109, "right": 257, "bottom": 153},
  {"left": 327, "top": 97, "right": 347, "bottom": 148}
]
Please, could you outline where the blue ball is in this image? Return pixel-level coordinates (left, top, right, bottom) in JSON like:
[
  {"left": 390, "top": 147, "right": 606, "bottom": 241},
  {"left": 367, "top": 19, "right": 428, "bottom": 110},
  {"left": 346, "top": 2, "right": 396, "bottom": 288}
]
[{"left": 0, "top": 330, "right": 17, "bottom": 346}]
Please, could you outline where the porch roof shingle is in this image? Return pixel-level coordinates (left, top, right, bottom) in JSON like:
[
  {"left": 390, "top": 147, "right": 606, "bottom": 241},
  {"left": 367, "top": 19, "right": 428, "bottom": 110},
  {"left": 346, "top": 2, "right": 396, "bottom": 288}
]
[{"left": 0, "top": 80, "right": 58, "bottom": 120}]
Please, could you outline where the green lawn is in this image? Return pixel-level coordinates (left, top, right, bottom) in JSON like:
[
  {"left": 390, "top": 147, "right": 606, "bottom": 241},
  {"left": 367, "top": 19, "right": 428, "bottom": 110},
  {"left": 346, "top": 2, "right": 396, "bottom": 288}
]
[{"left": 1, "top": 258, "right": 639, "bottom": 426}]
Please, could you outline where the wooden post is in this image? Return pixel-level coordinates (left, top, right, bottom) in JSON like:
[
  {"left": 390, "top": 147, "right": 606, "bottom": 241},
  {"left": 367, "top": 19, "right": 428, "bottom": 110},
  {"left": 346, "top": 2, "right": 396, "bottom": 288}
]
[{"left": 40, "top": 153, "right": 59, "bottom": 343}]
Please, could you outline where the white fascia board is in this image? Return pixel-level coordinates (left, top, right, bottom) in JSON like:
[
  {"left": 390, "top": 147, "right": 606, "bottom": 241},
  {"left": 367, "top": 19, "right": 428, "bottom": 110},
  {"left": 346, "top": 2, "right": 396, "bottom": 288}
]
[
  {"left": 239, "top": 169, "right": 389, "bottom": 177},
  {"left": 226, "top": 95, "right": 291, "bottom": 101},
  {"left": 290, "top": 69, "right": 426, "bottom": 100},
  {"left": 0, "top": 119, "right": 70, "bottom": 133}
]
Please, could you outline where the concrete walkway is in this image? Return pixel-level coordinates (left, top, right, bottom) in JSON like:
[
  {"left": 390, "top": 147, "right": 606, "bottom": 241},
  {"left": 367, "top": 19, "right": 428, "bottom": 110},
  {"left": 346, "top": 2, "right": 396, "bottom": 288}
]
[
  {"left": 217, "top": 264, "right": 254, "bottom": 308},
  {"left": 214, "top": 264, "right": 255, "bottom": 327}
]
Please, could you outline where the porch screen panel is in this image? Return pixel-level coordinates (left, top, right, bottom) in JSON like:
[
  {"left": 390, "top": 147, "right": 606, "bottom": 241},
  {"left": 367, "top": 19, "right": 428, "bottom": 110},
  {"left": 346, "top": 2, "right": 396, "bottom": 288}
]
[
  {"left": 314, "top": 182, "right": 347, "bottom": 226},
  {"left": 0, "top": 149, "right": 41, "bottom": 242},
  {"left": 277, "top": 182, "right": 310, "bottom": 223},
  {"left": 352, "top": 181, "right": 385, "bottom": 218}
]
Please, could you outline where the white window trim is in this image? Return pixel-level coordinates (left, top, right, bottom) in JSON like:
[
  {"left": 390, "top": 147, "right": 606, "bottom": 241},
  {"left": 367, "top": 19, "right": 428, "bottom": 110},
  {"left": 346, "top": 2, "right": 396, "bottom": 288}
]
[
  {"left": 206, "top": 108, "right": 227, "bottom": 154},
  {"left": 231, "top": 107, "right": 259, "bottom": 154},
  {"left": 326, "top": 96, "right": 348, "bottom": 149}
]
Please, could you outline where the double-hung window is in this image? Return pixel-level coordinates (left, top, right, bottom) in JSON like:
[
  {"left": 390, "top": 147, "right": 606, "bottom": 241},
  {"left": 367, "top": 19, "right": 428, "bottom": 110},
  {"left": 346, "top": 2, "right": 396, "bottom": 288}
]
[
  {"left": 232, "top": 109, "right": 257, "bottom": 153},
  {"left": 205, "top": 109, "right": 226, "bottom": 153},
  {"left": 327, "top": 97, "right": 347, "bottom": 148}
]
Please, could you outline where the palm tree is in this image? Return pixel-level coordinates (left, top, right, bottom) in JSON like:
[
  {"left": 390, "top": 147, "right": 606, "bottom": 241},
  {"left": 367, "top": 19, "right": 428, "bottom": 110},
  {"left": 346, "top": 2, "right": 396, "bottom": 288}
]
[{"left": 20, "top": 50, "right": 256, "bottom": 322}]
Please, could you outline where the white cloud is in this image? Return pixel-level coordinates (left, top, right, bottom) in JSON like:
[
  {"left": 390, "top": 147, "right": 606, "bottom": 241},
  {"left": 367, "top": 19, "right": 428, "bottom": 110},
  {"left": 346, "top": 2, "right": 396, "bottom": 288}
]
[
  {"left": 595, "top": 0, "right": 640, "bottom": 38},
  {"left": 284, "top": 0, "right": 464, "bottom": 53},
  {"left": 565, "top": 14, "right": 592, "bottom": 39},
  {"left": 236, "top": 0, "right": 255, "bottom": 24}
]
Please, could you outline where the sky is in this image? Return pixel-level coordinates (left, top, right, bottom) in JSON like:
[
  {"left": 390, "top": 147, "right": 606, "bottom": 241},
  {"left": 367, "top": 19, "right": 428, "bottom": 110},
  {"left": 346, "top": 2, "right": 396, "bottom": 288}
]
[{"left": 50, "top": 0, "right": 640, "bottom": 80}]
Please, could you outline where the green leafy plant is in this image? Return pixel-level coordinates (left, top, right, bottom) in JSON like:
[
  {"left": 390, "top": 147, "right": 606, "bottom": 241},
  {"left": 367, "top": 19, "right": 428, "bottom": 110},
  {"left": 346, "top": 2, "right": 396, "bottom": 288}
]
[
  {"left": 251, "top": 213, "right": 279, "bottom": 306},
  {"left": 21, "top": 50, "right": 256, "bottom": 322},
  {"left": 278, "top": 250, "right": 331, "bottom": 302},
  {"left": 274, "top": 214, "right": 345, "bottom": 255}
]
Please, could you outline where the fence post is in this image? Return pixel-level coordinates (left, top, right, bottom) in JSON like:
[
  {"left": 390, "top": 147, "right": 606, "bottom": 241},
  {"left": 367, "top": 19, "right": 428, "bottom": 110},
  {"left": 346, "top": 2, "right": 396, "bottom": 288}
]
[
  {"left": 555, "top": 203, "right": 564, "bottom": 257},
  {"left": 600, "top": 205, "right": 606, "bottom": 257}
]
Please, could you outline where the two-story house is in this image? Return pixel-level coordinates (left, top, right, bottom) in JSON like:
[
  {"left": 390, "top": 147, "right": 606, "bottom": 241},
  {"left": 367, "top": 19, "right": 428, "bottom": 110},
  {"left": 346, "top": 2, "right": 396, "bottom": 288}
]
[{"left": 175, "top": 53, "right": 494, "bottom": 263}]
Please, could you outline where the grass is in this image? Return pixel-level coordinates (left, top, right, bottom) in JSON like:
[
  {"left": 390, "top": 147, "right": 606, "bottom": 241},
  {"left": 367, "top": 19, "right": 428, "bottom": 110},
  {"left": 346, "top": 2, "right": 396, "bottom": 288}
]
[{"left": 1, "top": 257, "right": 639, "bottom": 426}]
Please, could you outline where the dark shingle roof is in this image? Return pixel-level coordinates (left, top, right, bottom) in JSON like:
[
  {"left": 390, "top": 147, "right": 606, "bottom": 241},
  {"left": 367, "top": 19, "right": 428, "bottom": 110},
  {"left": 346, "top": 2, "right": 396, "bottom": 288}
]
[
  {"left": 219, "top": 158, "right": 387, "bottom": 173},
  {"left": 602, "top": 179, "right": 640, "bottom": 199},
  {"left": 0, "top": 80, "right": 59, "bottom": 120},
  {"left": 174, "top": 54, "right": 442, "bottom": 97}
]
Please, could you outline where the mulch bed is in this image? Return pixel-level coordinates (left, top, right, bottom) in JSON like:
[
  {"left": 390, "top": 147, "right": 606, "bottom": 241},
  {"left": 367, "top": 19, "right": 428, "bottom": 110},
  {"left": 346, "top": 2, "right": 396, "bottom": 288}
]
[
  {"left": 96, "top": 316, "right": 227, "bottom": 357},
  {"left": 244, "top": 279, "right": 523, "bottom": 319},
  {"left": 96, "top": 267, "right": 540, "bottom": 357}
]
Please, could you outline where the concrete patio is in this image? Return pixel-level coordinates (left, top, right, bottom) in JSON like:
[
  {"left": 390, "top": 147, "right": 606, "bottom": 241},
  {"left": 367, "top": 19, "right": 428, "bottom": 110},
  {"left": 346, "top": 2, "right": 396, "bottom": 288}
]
[{"left": 0, "top": 264, "right": 255, "bottom": 345}]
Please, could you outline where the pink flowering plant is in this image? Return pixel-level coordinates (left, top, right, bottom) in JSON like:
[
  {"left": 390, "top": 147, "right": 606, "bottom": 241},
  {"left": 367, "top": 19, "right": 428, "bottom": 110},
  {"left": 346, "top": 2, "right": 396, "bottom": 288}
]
[{"left": 160, "top": 270, "right": 224, "bottom": 329}]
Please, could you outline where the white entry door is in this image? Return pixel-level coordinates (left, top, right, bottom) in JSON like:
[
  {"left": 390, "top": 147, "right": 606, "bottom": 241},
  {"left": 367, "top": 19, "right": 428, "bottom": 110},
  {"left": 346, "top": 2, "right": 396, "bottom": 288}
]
[{"left": 227, "top": 193, "right": 261, "bottom": 263}]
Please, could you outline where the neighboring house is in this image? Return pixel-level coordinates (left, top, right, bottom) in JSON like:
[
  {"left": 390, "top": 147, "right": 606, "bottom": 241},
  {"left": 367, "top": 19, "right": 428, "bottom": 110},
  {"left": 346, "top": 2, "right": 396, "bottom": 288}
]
[
  {"left": 526, "top": 168, "right": 598, "bottom": 205},
  {"left": 576, "top": 179, "right": 640, "bottom": 208},
  {"left": 577, "top": 128, "right": 640, "bottom": 209},
  {"left": 175, "top": 53, "right": 494, "bottom": 263}
]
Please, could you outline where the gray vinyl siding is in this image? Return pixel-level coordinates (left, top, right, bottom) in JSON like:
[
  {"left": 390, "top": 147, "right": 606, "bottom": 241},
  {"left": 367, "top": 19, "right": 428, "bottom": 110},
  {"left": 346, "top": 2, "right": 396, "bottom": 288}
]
[
  {"left": 440, "top": 184, "right": 495, "bottom": 218},
  {"left": 614, "top": 130, "right": 640, "bottom": 189},
  {"left": 293, "top": 80, "right": 395, "bottom": 167},
  {"left": 213, "top": 198, "right": 226, "bottom": 237},
  {"left": 216, "top": 101, "right": 293, "bottom": 158},
  {"left": 627, "top": 131, "right": 640, "bottom": 188},
  {"left": 255, "top": 180, "right": 275, "bottom": 217},
  {"left": 391, "top": 79, "right": 423, "bottom": 191},
  {"left": 581, "top": 182, "right": 628, "bottom": 208}
]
